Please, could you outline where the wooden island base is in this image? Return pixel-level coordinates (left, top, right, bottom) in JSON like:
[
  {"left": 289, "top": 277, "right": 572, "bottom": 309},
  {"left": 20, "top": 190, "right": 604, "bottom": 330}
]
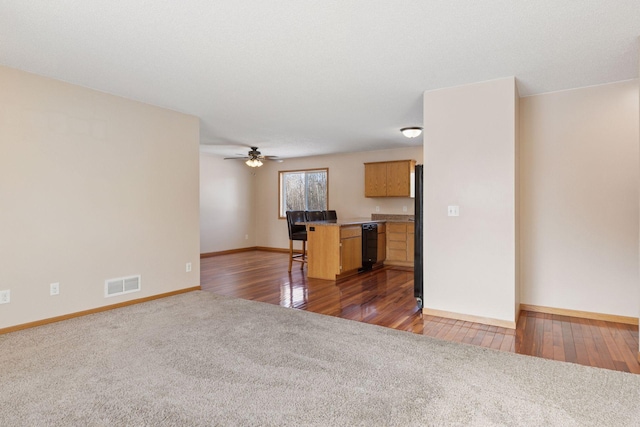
[{"left": 305, "top": 219, "right": 386, "bottom": 281}]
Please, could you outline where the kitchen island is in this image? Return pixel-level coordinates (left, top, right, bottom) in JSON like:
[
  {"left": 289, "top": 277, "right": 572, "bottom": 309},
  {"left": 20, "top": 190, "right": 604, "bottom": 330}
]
[{"left": 303, "top": 218, "right": 386, "bottom": 281}]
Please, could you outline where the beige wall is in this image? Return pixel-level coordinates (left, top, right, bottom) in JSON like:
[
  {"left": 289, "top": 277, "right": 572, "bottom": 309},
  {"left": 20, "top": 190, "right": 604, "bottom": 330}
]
[
  {"left": 254, "top": 147, "right": 423, "bottom": 250},
  {"left": 520, "top": 80, "right": 639, "bottom": 318},
  {"left": 514, "top": 83, "right": 521, "bottom": 318},
  {"left": 0, "top": 66, "right": 200, "bottom": 329},
  {"left": 200, "top": 151, "right": 256, "bottom": 253},
  {"left": 423, "top": 77, "right": 518, "bottom": 325}
]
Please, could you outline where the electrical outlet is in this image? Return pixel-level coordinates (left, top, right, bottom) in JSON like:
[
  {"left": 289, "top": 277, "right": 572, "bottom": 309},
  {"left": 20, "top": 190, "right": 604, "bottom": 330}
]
[
  {"left": 186, "top": 262, "right": 192, "bottom": 273},
  {"left": 245, "top": 234, "right": 249, "bottom": 240},
  {"left": 0, "top": 289, "right": 10, "bottom": 304},
  {"left": 403, "top": 205, "right": 408, "bottom": 212},
  {"left": 447, "top": 205, "right": 460, "bottom": 217},
  {"left": 375, "top": 206, "right": 380, "bottom": 212},
  {"left": 50, "top": 282, "right": 60, "bottom": 296}
]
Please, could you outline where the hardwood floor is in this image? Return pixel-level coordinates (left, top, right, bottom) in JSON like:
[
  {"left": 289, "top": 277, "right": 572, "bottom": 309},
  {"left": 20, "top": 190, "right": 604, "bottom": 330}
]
[{"left": 201, "top": 250, "right": 640, "bottom": 374}]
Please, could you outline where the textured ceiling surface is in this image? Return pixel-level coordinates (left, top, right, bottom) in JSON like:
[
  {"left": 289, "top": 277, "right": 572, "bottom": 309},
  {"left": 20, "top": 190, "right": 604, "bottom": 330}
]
[{"left": 1, "top": 1, "right": 639, "bottom": 159}]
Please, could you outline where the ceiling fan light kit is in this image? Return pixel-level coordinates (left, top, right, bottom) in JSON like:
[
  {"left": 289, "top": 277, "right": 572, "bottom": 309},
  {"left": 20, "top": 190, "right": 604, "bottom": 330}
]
[
  {"left": 401, "top": 127, "right": 423, "bottom": 138},
  {"left": 245, "top": 158, "right": 263, "bottom": 167}
]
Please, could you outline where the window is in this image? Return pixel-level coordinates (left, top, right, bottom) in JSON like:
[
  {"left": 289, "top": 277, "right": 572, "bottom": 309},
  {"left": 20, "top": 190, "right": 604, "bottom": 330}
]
[{"left": 279, "top": 168, "right": 328, "bottom": 218}]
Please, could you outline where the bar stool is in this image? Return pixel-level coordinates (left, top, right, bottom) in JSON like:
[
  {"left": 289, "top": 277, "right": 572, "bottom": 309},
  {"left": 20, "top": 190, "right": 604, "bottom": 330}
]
[
  {"left": 323, "top": 210, "right": 337, "bottom": 220},
  {"left": 305, "top": 211, "right": 325, "bottom": 222},
  {"left": 286, "top": 211, "right": 307, "bottom": 272}
]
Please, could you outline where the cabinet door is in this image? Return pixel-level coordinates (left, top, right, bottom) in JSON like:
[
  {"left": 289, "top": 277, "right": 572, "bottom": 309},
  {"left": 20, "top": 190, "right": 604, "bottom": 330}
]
[
  {"left": 386, "top": 161, "right": 412, "bottom": 197},
  {"left": 377, "top": 232, "right": 386, "bottom": 262},
  {"left": 340, "top": 236, "right": 362, "bottom": 272},
  {"left": 364, "top": 163, "right": 387, "bottom": 197}
]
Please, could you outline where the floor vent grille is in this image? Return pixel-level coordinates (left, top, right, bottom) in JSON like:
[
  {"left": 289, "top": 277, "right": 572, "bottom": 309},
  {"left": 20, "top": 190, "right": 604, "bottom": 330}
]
[{"left": 105, "top": 275, "right": 141, "bottom": 298}]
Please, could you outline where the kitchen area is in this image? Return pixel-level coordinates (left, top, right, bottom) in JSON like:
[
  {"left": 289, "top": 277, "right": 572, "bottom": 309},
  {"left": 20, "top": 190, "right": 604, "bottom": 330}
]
[
  {"left": 304, "top": 214, "right": 415, "bottom": 281},
  {"left": 301, "top": 158, "right": 423, "bottom": 307},
  {"left": 201, "top": 148, "right": 425, "bottom": 331}
]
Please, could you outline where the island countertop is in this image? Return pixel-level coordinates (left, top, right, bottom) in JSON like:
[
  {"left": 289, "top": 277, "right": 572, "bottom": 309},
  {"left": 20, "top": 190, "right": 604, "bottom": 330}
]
[{"left": 297, "top": 218, "right": 386, "bottom": 227}]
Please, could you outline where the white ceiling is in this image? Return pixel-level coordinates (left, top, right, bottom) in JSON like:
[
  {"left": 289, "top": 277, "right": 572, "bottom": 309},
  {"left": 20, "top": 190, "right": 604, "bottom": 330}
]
[{"left": 1, "top": 1, "right": 639, "bottom": 159}]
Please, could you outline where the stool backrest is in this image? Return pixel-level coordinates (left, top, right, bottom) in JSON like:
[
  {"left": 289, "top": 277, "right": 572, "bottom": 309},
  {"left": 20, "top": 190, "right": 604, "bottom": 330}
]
[
  {"left": 305, "top": 211, "right": 324, "bottom": 222},
  {"left": 323, "top": 210, "right": 337, "bottom": 220}
]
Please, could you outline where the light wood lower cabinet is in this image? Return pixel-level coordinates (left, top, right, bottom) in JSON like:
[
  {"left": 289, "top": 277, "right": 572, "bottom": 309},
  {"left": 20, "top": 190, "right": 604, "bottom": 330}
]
[
  {"left": 385, "top": 222, "right": 414, "bottom": 267},
  {"left": 308, "top": 224, "right": 362, "bottom": 280},
  {"left": 377, "top": 223, "right": 386, "bottom": 263}
]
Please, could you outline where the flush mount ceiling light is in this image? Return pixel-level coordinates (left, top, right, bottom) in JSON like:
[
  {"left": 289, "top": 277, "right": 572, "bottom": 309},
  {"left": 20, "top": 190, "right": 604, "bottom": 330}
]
[{"left": 400, "top": 127, "right": 423, "bottom": 138}]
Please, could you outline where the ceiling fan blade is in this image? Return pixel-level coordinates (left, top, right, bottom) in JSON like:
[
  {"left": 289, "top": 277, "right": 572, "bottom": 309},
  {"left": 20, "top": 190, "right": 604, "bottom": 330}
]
[{"left": 223, "top": 156, "right": 249, "bottom": 160}]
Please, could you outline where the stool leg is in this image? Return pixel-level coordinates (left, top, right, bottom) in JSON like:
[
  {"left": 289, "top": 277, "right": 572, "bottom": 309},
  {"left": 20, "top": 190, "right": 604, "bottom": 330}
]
[{"left": 288, "top": 239, "right": 293, "bottom": 272}]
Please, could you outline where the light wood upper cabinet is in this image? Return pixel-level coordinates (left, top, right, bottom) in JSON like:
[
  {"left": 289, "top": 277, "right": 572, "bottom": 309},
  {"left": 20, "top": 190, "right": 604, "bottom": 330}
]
[
  {"left": 364, "top": 160, "right": 416, "bottom": 198},
  {"left": 364, "top": 162, "right": 387, "bottom": 197}
]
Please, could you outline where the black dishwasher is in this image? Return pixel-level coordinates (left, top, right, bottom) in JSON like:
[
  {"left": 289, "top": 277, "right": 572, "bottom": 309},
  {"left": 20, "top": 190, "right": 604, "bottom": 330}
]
[{"left": 360, "top": 223, "right": 378, "bottom": 271}]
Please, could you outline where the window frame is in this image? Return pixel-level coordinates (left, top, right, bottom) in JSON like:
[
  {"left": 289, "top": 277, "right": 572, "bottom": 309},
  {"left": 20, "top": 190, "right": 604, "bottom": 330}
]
[{"left": 278, "top": 168, "right": 329, "bottom": 219}]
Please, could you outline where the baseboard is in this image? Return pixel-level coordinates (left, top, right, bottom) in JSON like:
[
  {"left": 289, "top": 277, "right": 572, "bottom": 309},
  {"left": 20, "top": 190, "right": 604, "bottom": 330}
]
[
  {"left": 254, "top": 246, "right": 292, "bottom": 254},
  {"left": 200, "top": 247, "right": 257, "bottom": 258},
  {"left": 520, "top": 304, "right": 638, "bottom": 326},
  {"left": 200, "top": 247, "right": 298, "bottom": 257},
  {"left": 385, "top": 265, "right": 414, "bottom": 272},
  {"left": 422, "top": 307, "right": 517, "bottom": 329},
  {"left": 0, "top": 286, "right": 201, "bottom": 335},
  {"left": 384, "top": 260, "right": 414, "bottom": 268}
]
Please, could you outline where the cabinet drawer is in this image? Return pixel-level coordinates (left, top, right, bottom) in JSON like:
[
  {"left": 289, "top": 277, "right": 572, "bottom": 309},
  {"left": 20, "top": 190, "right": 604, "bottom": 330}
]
[
  {"left": 387, "top": 223, "right": 407, "bottom": 233},
  {"left": 388, "top": 232, "right": 406, "bottom": 242},
  {"left": 387, "top": 248, "right": 407, "bottom": 261},
  {"left": 340, "top": 226, "right": 361, "bottom": 239},
  {"left": 388, "top": 239, "right": 407, "bottom": 250}
]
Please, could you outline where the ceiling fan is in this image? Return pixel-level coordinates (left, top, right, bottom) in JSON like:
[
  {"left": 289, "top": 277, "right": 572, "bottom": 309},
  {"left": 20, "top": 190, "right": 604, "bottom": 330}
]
[{"left": 224, "top": 147, "right": 282, "bottom": 167}]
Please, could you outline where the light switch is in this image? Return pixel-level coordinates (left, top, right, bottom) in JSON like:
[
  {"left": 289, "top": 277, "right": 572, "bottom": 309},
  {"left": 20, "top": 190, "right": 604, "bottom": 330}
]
[{"left": 447, "top": 205, "right": 459, "bottom": 217}]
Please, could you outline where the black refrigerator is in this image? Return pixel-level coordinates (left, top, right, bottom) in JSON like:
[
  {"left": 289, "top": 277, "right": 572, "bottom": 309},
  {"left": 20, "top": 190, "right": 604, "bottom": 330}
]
[{"left": 414, "top": 164, "right": 424, "bottom": 309}]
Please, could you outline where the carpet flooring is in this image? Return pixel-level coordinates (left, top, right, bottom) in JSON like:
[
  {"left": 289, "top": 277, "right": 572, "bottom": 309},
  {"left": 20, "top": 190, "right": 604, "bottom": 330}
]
[{"left": 1, "top": 291, "right": 639, "bottom": 426}]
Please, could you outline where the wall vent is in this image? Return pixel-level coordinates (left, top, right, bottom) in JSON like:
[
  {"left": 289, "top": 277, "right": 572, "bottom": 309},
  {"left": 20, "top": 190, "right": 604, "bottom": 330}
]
[{"left": 105, "top": 275, "right": 141, "bottom": 298}]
